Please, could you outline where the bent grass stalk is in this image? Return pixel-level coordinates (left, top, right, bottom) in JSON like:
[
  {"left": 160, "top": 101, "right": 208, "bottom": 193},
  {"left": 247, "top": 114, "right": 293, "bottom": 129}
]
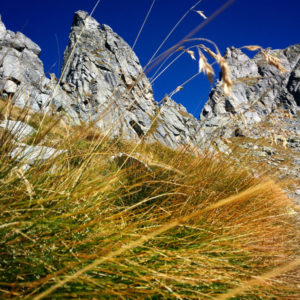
[
  {"left": 215, "top": 257, "right": 300, "bottom": 300},
  {"left": 132, "top": 0, "right": 157, "bottom": 50}
]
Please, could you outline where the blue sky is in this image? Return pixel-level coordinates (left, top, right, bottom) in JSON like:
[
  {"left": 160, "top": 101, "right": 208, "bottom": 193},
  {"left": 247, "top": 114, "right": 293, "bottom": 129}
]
[{"left": 1, "top": 0, "right": 300, "bottom": 117}]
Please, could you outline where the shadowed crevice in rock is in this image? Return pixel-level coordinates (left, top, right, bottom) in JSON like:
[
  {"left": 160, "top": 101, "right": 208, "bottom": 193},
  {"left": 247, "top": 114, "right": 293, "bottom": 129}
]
[
  {"left": 287, "top": 59, "right": 300, "bottom": 106},
  {"left": 129, "top": 120, "right": 144, "bottom": 137}
]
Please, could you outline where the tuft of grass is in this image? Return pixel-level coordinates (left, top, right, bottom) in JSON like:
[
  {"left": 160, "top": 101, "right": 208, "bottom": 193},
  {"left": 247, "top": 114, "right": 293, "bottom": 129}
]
[{"left": 0, "top": 97, "right": 299, "bottom": 299}]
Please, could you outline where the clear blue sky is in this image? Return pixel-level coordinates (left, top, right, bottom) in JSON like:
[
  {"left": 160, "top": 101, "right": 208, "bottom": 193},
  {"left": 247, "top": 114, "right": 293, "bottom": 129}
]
[{"left": 1, "top": 0, "right": 300, "bottom": 117}]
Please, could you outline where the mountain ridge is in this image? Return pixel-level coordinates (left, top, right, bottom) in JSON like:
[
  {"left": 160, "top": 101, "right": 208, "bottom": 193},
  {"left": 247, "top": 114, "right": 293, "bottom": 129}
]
[{"left": 0, "top": 11, "right": 299, "bottom": 150}]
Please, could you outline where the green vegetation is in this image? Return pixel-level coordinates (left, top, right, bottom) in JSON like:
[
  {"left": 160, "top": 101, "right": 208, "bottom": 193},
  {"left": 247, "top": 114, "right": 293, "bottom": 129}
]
[{"left": 0, "top": 102, "right": 299, "bottom": 299}]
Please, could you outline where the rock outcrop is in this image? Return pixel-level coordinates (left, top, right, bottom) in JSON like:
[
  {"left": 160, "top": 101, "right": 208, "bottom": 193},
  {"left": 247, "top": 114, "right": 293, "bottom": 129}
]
[
  {"left": 0, "top": 119, "right": 66, "bottom": 171},
  {"left": 0, "top": 16, "right": 79, "bottom": 123},
  {"left": 200, "top": 45, "right": 300, "bottom": 136},
  {"left": 60, "top": 11, "right": 157, "bottom": 140},
  {"left": 153, "top": 96, "right": 204, "bottom": 149},
  {"left": 60, "top": 11, "right": 204, "bottom": 148},
  {"left": 0, "top": 120, "right": 36, "bottom": 141},
  {"left": 10, "top": 142, "right": 66, "bottom": 167}
]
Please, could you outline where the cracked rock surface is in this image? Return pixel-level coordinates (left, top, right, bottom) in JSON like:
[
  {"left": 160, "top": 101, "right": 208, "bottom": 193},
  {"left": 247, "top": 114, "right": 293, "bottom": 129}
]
[
  {"left": 60, "top": 11, "right": 204, "bottom": 148},
  {"left": 200, "top": 45, "right": 300, "bottom": 130}
]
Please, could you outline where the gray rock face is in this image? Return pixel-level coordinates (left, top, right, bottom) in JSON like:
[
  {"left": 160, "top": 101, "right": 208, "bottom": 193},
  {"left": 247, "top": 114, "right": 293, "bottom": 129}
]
[
  {"left": 60, "top": 11, "right": 204, "bottom": 148},
  {"left": 0, "top": 120, "right": 36, "bottom": 141},
  {"left": 200, "top": 45, "right": 300, "bottom": 127},
  {"left": 0, "top": 16, "right": 79, "bottom": 123},
  {"left": 61, "top": 11, "right": 157, "bottom": 140},
  {"left": 153, "top": 96, "right": 205, "bottom": 149}
]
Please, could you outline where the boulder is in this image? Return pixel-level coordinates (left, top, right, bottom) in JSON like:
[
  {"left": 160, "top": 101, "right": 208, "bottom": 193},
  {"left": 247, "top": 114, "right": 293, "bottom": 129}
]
[
  {"left": 0, "top": 120, "right": 36, "bottom": 141},
  {"left": 10, "top": 143, "right": 66, "bottom": 166}
]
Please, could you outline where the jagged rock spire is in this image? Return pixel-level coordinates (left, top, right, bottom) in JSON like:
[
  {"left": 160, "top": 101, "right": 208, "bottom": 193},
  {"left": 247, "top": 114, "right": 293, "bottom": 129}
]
[
  {"left": 200, "top": 45, "right": 300, "bottom": 121},
  {"left": 60, "top": 11, "right": 204, "bottom": 148}
]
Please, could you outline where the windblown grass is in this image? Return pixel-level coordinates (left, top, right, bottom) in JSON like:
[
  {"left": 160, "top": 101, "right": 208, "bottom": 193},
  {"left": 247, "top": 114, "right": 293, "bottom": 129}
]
[{"left": 0, "top": 103, "right": 299, "bottom": 299}]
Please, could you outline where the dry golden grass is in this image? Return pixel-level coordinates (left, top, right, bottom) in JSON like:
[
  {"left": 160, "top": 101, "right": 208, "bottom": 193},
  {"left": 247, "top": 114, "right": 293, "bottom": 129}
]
[{"left": 0, "top": 102, "right": 299, "bottom": 298}]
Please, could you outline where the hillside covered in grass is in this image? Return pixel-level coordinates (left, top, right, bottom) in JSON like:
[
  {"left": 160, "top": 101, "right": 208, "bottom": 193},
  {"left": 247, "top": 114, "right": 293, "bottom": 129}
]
[{"left": 0, "top": 102, "right": 300, "bottom": 299}]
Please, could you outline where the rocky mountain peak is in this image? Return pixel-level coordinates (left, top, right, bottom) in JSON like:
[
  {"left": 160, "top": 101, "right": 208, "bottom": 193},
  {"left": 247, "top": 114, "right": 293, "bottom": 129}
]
[
  {"left": 0, "top": 11, "right": 299, "bottom": 153},
  {"left": 200, "top": 44, "right": 300, "bottom": 125},
  {"left": 72, "top": 10, "right": 100, "bottom": 29},
  {"left": 59, "top": 11, "right": 204, "bottom": 148},
  {"left": 223, "top": 47, "right": 259, "bottom": 80},
  {"left": 60, "top": 10, "right": 158, "bottom": 140}
]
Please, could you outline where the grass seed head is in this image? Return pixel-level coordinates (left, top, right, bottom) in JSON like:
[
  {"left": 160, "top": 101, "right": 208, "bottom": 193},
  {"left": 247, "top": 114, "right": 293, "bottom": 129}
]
[
  {"left": 194, "top": 10, "right": 207, "bottom": 19},
  {"left": 198, "top": 49, "right": 215, "bottom": 84},
  {"left": 261, "top": 50, "right": 288, "bottom": 74},
  {"left": 242, "top": 45, "right": 262, "bottom": 51},
  {"left": 184, "top": 49, "right": 196, "bottom": 60}
]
